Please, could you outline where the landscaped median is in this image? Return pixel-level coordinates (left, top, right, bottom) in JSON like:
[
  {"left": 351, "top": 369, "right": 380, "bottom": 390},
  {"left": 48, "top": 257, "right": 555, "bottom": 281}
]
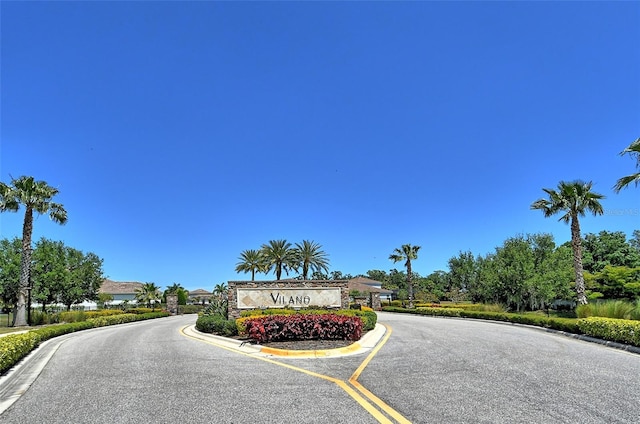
[
  {"left": 196, "top": 307, "right": 378, "bottom": 344},
  {"left": 0, "top": 311, "right": 169, "bottom": 375},
  {"left": 382, "top": 306, "right": 640, "bottom": 348}
]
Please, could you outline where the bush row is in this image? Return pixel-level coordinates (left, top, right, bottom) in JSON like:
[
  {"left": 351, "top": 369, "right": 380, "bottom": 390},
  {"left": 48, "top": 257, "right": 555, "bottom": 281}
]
[
  {"left": 243, "top": 314, "right": 363, "bottom": 343},
  {"left": 577, "top": 317, "right": 640, "bottom": 347},
  {"left": 383, "top": 307, "right": 580, "bottom": 334},
  {"left": 0, "top": 312, "right": 169, "bottom": 375}
]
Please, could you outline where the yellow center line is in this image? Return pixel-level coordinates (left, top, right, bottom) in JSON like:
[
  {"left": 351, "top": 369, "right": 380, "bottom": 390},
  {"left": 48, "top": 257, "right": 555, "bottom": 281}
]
[
  {"left": 180, "top": 326, "right": 394, "bottom": 424},
  {"left": 348, "top": 324, "right": 413, "bottom": 424}
]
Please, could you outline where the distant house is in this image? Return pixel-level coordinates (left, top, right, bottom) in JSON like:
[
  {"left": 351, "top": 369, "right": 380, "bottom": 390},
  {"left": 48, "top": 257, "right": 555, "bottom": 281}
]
[
  {"left": 99, "top": 279, "right": 144, "bottom": 305},
  {"left": 189, "top": 288, "right": 212, "bottom": 305},
  {"left": 348, "top": 277, "right": 393, "bottom": 310}
]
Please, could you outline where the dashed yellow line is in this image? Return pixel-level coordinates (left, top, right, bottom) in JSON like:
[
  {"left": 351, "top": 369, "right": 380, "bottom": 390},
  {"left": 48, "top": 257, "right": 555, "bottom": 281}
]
[{"left": 180, "top": 325, "right": 410, "bottom": 424}]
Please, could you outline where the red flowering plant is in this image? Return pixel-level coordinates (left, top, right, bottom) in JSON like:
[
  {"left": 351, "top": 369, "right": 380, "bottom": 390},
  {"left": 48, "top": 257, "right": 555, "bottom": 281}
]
[{"left": 244, "top": 313, "right": 363, "bottom": 344}]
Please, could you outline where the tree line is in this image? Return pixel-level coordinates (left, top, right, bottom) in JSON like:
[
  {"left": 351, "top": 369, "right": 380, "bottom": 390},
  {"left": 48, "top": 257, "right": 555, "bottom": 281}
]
[
  {"left": 356, "top": 231, "right": 640, "bottom": 311},
  {"left": 0, "top": 237, "right": 104, "bottom": 321}
]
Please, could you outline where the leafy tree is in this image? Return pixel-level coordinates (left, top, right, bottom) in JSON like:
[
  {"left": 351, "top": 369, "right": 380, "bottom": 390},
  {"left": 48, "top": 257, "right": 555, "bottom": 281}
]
[
  {"left": 293, "top": 240, "right": 329, "bottom": 280},
  {"left": 164, "top": 283, "right": 188, "bottom": 305},
  {"left": 235, "top": 249, "right": 266, "bottom": 281},
  {"left": 260, "top": 240, "right": 297, "bottom": 280},
  {"left": 531, "top": 180, "right": 605, "bottom": 305},
  {"left": 416, "top": 270, "right": 447, "bottom": 302},
  {"left": 31, "top": 238, "right": 68, "bottom": 312},
  {"left": 97, "top": 292, "right": 114, "bottom": 309},
  {"left": 58, "top": 248, "right": 104, "bottom": 310},
  {"left": 0, "top": 176, "right": 68, "bottom": 326},
  {"left": 135, "top": 282, "right": 161, "bottom": 309},
  {"left": 366, "top": 270, "right": 389, "bottom": 284},
  {"left": 613, "top": 137, "right": 640, "bottom": 192},
  {"left": 0, "top": 238, "right": 22, "bottom": 315},
  {"left": 585, "top": 265, "right": 640, "bottom": 300},
  {"left": 630, "top": 230, "right": 640, "bottom": 252},
  {"left": 329, "top": 270, "right": 354, "bottom": 280},
  {"left": 311, "top": 270, "right": 329, "bottom": 280},
  {"left": 447, "top": 251, "right": 478, "bottom": 294},
  {"left": 582, "top": 231, "right": 640, "bottom": 273},
  {"left": 389, "top": 244, "right": 421, "bottom": 309}
]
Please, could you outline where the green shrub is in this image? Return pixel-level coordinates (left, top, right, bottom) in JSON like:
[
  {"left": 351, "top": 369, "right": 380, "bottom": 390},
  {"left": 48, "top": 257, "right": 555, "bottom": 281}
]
[
  {"left": 335, "top": 310, "right": 377, "bottom": 331},
  {"left": 0, "top": 333, "right": 40, "bottom": 374},
  {"left": 59, "top": 311, "right": 87, "bottom": 323},
  {"left": 179, "top": 305, "right": 202, "bottom": 314},
  {"left": 196, "top": 315, "right": 238, "bottom": 337},
  {"left": 85, "top": 310, "right": 125, "bottom": 319},
  {"left": 576, "top": 300, "right": 637, "bottom": 320},
  {"left": 578, "top": 317, "right": 640, "bottom": 347},
  {"left": 128, "top": 308, "right": 156, "bottom": 314},
  {"left": 383, "top": 306, "right": 581, "bottom": 334},
  {"left": 240, "top": 308, "right": 298, "bottom": 317}
]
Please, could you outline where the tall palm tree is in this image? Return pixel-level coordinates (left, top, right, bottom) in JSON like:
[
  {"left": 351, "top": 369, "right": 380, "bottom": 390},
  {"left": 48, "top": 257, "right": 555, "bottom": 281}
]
[
  {"left": 613, "top": 137, "right": 640, "bottom": 193},
  {"left": 135, "top": 282, "right": 161, "bottom": 309},
  {"left": 0, "top": 176, "right": 67, "bottom": 326},
  {"left": 261, "top": 239, "right": 297, "bottom": 280},
  {"left": 294, "top": 240, "right": 330, "bottom": 280},
  {"left": 531, "top": 180, "right": 605, "bottom": 305},
  {"left": 235, "top": 249, "right": 266, "bottom": 281},
  {"left": 389, "top": 244, "right": 421, "bottom": 309}
]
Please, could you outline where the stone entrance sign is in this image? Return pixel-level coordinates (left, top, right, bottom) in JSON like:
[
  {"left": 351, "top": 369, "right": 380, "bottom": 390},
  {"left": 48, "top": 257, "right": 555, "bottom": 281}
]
[
  {"left": 227, "top": 280, "right": 349, "bottom": 319},
  {"left": 237, "top": 287, "right": 341, "bottom": 309}
]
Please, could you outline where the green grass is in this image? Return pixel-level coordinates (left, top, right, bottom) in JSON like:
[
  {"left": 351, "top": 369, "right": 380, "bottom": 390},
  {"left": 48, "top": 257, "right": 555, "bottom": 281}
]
[{"left": 576, "top": 300, "right": 639, "bottom": 320}]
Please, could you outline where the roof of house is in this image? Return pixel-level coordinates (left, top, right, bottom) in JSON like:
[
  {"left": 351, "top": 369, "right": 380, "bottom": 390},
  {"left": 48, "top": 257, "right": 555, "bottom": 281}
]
[
  {"left": 348, "top": 278, "right": 393, "bottom": 294},
  {"left": 99, "top": 279, "right": 144, "bottom": 294},
  {"left": 189, "top": 288, "right": 212, "bottom": 296}
]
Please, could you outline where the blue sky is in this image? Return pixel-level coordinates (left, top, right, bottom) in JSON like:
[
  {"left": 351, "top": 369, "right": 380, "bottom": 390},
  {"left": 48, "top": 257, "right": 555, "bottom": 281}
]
[{"left": 1, "top": 1, "right": 638, "bottom": 292}]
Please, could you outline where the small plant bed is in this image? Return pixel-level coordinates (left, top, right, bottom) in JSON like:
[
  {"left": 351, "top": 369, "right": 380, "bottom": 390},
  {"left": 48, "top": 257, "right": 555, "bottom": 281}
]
[
  {"left": 243, "top": 313, "right": 363, "bottom": 344},
  {"left": 196, "top": 308, "right": 377, "bottom": 350}
]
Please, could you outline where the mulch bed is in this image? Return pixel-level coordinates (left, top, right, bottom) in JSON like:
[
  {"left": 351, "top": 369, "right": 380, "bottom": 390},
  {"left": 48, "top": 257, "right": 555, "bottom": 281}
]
[{"left": 232, "top": 336, "right": 355, "bottom": 350}]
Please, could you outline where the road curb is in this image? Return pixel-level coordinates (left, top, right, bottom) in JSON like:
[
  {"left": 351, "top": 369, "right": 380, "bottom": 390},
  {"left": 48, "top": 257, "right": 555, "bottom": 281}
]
[{"left": 187, "top": 323, "right": 387, "bottom": 359}]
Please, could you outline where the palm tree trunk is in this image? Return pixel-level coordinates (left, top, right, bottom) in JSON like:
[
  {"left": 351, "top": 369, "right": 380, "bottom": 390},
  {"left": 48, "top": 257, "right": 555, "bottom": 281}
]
[
  {"left": 15, "top": 208, "right": 34, "bottom": 326},
  {"left": 407, "top": 260, "right": 414, "bottom": 309},
  {"left": 570, "top": 215, "right": 588, "bottom": 305}
]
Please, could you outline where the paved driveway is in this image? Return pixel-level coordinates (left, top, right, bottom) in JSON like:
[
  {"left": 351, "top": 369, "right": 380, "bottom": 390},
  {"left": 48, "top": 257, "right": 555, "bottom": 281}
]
[{"left": 0, "top": 312, "right": 638, "bottom": 423}]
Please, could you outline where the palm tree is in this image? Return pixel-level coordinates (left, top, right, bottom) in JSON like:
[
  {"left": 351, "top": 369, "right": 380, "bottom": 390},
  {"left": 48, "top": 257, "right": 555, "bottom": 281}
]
[
  {"left": 531, "top": 180, "right": 605, "bottom": 305},
  {"left": 389, "top": 244, "right": 421, "bottom": 309},
  {"left": 613, "top": 137, "right": 640, "bottom": 193},
  {"left": 212, "top": 283, "right": 227, "bottom": 301},
  {"left": 294, "top": 240, "right": 330, "bottom": 280},
  {"left": 261, "top": 239, "right": 297, "bottom": 280},
  {"left": 0, "top": 176, "right": 67, "bottom": 326},
  {"left": 235, "top": 249, "right": 266, "bottom": 281},
  {"left": 135, "top": 282, "right": 161, "bottom": 309}
]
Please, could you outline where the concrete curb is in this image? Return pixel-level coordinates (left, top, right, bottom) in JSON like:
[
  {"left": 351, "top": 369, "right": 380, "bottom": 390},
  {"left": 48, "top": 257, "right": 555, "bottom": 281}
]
[{"left": 186, "top": 323, "right": 388, "bottom": 359}]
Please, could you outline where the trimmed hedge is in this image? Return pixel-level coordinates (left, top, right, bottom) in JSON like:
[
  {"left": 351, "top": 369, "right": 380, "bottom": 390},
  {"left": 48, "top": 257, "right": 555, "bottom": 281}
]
[
  {"left": 577, "top": 317, "right": 640, "bottom": 347},
  {"left": 383, "top": 306, "right": 580, "bottom": 334},
  {"left": 0, "top": 311, "right": 169, "bottom": 375}
]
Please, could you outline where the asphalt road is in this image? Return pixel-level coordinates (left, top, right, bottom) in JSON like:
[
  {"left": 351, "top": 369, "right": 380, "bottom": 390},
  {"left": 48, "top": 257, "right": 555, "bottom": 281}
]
[{"left": 1, "top": 312, "right": 639, "bottom": 424}]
